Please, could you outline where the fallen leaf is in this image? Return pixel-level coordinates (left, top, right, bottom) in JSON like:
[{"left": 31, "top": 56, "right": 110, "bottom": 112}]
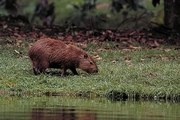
[
  {"left": 14, "top": 50, "right": 22, "bottom": 54},
  {"left": 3, "top": 24, "right": 8, "bottom": 29},
  {"left": 64, "top": 35, "right": 73, "bottom": 42},
  {"left": 93, "top": 53, "right": 102, "bottom": 60},
  {"left": 148, "top": 40, "right": 159, "bottom": 47},
  {"left": 111, "top": 60, "right": 117, "bottom": 63},
  {"left": 164, "top": 49, "right": 171, "bottom": 52},
  {"left": 124, "top": 56, "right": 132, "bottom": 61},
  {"left": 96, "top": 48, "right": 106, "bottom": 51}
]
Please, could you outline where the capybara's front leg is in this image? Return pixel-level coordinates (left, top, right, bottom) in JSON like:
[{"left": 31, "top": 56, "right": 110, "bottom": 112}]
[
  {"left": 33, "top": 67, "right": 39, "bottom": 75},
  {"left": 33, "top": 61, "right": 40, "bottom": 75},
  {"left": 38, "top": 61, "right": 48, "bottom": 74},
  {"left": 70, "top": 67, "right": 78, "bottom": 75}
]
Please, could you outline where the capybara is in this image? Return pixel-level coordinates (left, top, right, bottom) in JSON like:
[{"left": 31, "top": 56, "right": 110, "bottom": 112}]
[{"left": 28, "top": 38, "right": 98, "bottom": 77}]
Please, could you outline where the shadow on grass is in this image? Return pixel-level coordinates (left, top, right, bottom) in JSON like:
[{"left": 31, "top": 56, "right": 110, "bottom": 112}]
[{"left": 28, "top": 69, "right": 75, "bottom": 77}]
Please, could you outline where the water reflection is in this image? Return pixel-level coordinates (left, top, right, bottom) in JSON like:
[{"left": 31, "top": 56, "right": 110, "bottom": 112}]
[
  {"left": 0, "top": 96, "right": 180, "bottom": 120},
  {"left": 32, "top": 107, "right": 96, "bottom": 120}
]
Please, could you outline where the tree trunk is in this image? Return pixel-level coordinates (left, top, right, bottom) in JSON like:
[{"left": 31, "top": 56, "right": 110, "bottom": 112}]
[{"left": 164, "top": 0, "right": 180, "bottom": 30}]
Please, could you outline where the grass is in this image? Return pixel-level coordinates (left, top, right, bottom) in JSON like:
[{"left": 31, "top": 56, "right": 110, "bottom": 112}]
[{"left": 1, "top": 38, "right": 180, "bottom": 100}]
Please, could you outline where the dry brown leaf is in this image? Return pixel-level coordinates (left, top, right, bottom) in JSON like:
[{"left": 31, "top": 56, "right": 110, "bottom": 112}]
[
  {"left": 96, "top": 48, "right": 106, "bottom": 52},
  {"left": 93, "top": 54, "right": 102, "bottom": 60},
  {"left": 124, "top": 56, "right": 132, "bottom": 61},
  {"left": 128, "top": 45, "right": 141, "bottom": 50},
  {"left": 148, "top": 40, "right": 159, "bottom": 47},
  {"left": 64, "top": 35, "right": 73, "bottom": 42},
  {"left": 3, "top": 24, "right": 8, "bottom": 29},
  {"left": 75, "top": 43, "right": 87, "bottom": 49},
  {"left": 159, "top": 55, "right": 174, "bottom": 61},
  {"left": 164, "top": 49, "right": 171, "bottom": 52},
  {"left": 14, "top": 50, "right": 22, "bottom": 54},
  {"left": 111, "top": 60, "right": 117, "bottom": 63}
]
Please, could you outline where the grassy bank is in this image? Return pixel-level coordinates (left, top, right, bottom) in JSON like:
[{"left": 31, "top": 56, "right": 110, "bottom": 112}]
[{"left": 0, "top": 39, "right": 180, "bottom": 100}]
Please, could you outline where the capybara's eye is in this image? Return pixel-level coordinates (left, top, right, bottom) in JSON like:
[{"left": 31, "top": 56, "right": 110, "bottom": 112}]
[{"left": 90, "top": 62, "right": 93, "bottom": 65}]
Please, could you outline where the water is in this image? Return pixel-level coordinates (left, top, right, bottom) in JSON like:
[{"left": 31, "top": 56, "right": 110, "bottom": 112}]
[{"left": 0, "top": 95, "right": 180, "bottom": 120}]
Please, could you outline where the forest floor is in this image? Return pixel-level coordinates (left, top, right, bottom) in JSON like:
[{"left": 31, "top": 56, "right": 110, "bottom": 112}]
[{"left": 0, "top": 15, "right": 180, "bottom": 47}]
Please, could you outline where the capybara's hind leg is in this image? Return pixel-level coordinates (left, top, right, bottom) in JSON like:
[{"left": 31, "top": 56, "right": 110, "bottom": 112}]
[
  {"left": 33, "top": 61, "right": 40, "bottom": 75},
  {"left": 61, "top": 67, "right": 67, "bottom": 77}
]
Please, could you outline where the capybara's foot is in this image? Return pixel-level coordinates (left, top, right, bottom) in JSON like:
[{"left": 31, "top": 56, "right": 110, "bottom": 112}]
[{"left": 33, "top": 67, "right": 39, "bottom": 75}]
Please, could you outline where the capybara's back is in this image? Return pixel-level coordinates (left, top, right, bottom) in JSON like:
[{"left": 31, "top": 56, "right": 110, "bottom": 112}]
[{"left": 28, "top": 38, "right": 98, "bottom": 76}]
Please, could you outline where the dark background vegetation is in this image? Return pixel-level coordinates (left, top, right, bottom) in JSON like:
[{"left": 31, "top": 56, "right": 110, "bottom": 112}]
[{"left": 0, "top": 0, "right": 164, "bottom": 29}]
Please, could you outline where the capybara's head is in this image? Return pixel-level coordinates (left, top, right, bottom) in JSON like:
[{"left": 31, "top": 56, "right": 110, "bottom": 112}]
[{"left": 78, "top": 54, "right": 98, "bottom": 74}]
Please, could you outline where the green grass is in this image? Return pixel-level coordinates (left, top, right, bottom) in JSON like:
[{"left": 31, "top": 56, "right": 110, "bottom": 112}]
[{"left": 1, "top": 39, "right": 180, "bottom": 100}]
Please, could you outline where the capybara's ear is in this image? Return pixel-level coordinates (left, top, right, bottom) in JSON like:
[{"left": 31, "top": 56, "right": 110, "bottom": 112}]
[{"left": 84, "top": 54, "right": 88, "bottom": 59}]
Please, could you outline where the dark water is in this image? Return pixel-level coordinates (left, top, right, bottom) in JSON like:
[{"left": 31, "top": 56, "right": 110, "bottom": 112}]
[{"left": 0, "top": 96, "right": 180, "bottom": 120}]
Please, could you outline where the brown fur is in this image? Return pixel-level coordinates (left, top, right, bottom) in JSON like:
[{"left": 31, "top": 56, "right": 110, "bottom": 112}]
[{"left": 28, "top": 38, "right": 98, "bottom": 76}]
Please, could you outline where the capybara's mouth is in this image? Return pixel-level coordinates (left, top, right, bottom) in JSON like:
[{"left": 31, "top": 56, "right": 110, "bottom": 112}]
[
  {"left": 87, "top": 69, "right": 98, "bottom": 74},
  {"left": 93, "top": 70, "right": 98, "bottom": 73}
]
